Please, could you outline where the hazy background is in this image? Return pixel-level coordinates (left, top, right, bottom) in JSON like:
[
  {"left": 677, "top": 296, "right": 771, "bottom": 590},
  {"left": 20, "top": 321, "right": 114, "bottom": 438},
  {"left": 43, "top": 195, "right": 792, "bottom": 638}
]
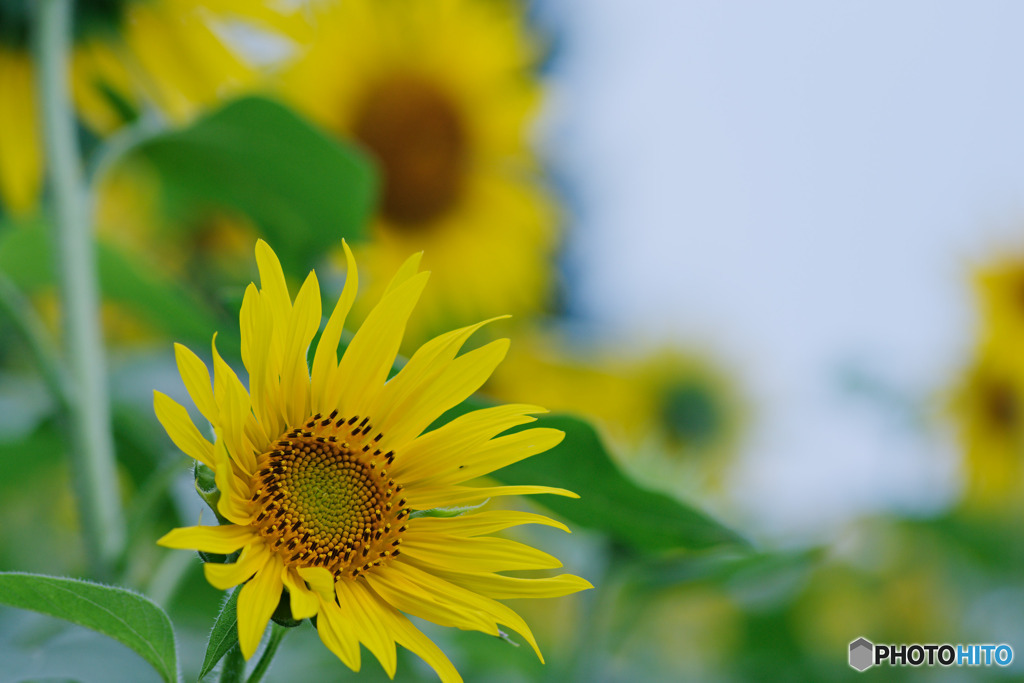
[{"left": 538, "top": 0, "right": 1024, "bottom": 542}]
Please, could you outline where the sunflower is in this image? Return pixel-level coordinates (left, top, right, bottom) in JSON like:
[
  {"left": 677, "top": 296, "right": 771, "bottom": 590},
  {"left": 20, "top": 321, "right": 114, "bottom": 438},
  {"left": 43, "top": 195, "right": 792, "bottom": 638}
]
[
  {"left": 950, "top": 341, "right": 1024, "bottom": 510},
  {"left": 155, "top": 241, "right": 590, "bottom": 680},
  {"left": 278, "top": 0, "right": 557, "bottom": 346},
  {"left": 0, "top": 0, "right": 297, "bottom": 216},
  {"left": 974, "top": 253, "right": 1024, "bottom": 347}
]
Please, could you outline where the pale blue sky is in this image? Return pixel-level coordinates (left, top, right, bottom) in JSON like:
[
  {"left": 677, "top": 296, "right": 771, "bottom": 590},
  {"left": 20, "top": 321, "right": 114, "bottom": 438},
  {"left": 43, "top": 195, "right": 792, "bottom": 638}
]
[{"left": 541, "top": 1, "right": 1024, "bottom": 541}]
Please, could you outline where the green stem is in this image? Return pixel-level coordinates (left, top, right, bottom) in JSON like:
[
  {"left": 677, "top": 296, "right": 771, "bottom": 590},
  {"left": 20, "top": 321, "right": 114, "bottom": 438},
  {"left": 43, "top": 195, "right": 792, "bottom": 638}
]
[
  {"left": 247, "top": 624, "right": 287, "bottom": 683},
  {"left": 218, "top": 645, "right": 246, "bottom": 683},
  {"left": 34, "top": 0, "right": 124, "bottom": 573}
]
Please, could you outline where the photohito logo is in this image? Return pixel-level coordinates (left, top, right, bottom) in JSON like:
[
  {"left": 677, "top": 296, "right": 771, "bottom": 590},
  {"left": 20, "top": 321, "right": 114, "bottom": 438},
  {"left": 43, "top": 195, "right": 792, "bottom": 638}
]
[{"left": 848, "top": 637, "right": 1013, "bottom": 671}]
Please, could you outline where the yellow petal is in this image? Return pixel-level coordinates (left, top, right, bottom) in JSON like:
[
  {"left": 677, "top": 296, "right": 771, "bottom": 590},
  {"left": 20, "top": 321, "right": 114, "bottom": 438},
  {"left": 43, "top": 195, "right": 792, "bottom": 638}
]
[
  {"left": 281, "top": 567, "right": 319, "bottom": 621},
  {"left": 204, "top": 540, "right": 269, "bottom": 591},
  {"left": 212, "top": 337, "right": 258, "bottom": 475},
  {"left": 408, "top": 510, "right": 569, "bottom": 537},
  {"left": 254, "top": 239, "right": 292, "bottom": 323},
  {"left": 400, "top": 534, "right": 562, "bottom": 573},
  {"left": 238, "top": 552, "right": 284, "bottom": 659},
  {"left": 212, "top": 436, "right": 251, "bottom": 525},
  {"left": 153, "top": 391, "right": 214, "bottom": 467},
  {"left": 426, "top": 428, "right": 565, "bottom": 487},
  {"left": 383, "top": 251, "right": 423, "bottom": 296},
  {"left": 405, "top": 484, "right": 578, "bottom": 510},
  {"left": 382, "top": 338, "right": 510, "bottom": 448},
  {"left": 431, "top": 569, "right": 593, "bottom": 601},
  {"left": 157, "top": 524, "right": 254, "bottom": 554},
  {"left": 393, "top": 404, "right": 545, "bottom": 481},
  {"left": 280, "top": 270, "right": 321, "bottom": 426},
  {"left": 297, "top": 566, "right": 335, "bottom": 599},
  {"left": 371, "top": 317, "right": 509, "bottom": 447},
  {"left": 311, "top": 240, "right": 358, "bottom": 412},
  {"left": 371, "top": 599, "right": 463, "bottom": 683},
  {"left": 335, "top": 580, "right": 397, "bottom": 677},
  {"left": 174, "top": 343, "right": 217, "bottom": 425},
  {"left": 332, "top": 272, "right": 429, "bottom": 416},
  {"left": 315, "top": 595, "right": 362, "bottom": 671},
  {"left": 373, "top": 560, "right": 544, "bottom": 661},
  {"left": 364, "top": 566, "right": 496, "bottom": 634}
]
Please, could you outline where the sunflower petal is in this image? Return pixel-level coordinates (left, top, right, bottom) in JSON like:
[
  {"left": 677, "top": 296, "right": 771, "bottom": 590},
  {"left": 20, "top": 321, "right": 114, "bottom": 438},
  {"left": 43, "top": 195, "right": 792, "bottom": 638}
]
[
  {"left": 238, "top": 552, "right": 284, "bottom": 659},
  {"left": 381, "top": 338, "right": 510, "bottom": 448},
  {"left": 405, "top": 484, "right": 578, "bottom": 510},
  {"left": 373, "top": 600, "right": 462, "bottom": 683},
  {"left": 212, "top": 336, "right": 258, "bottom": 475},
  {"left": 400, "top": 534, "right": 562, "bottom": 572},
  {"left": 332, "top": 272, "right": 430, "bottom": 416},
  {"left": 255, "top": 239, "right": 292, "bottom": 322},
  {"left": 315, "top": 596, "right": 362, "bottom": 671},
  {"left": 335, "top": 580, "right": 397, "bottom": 678},
  {"left": 393, "top": 404, "right": 545, "bottom": 481},
  {"left": 408, "top": 510, "right": 569, "bottom": 537},
  {"left": 153, "top": 391, "right": 214, "bottom": 467},
  {"left": 280, "top": 270, "right": 321, "bottom": 426},
  {"left": 174, "top": 343, "right": 217, "bottom": 424},
  {"left": 430, "top": 569, "right": 593, "bottom": 601},
  {"left": 376, "top": 560, "right": 545, "bottom": 661},
  {"left": 311, "top": 240, "right": 358, "bottom": 412},
  {"left": 282, "top": 567, "right": 319, "bottom": 621},
  {"left": 428, "top": 428, "right": 565, "bottom": 486},
  {"left": 157, "top": 524, "right": 254, "bottom": 553},
  {"left": 204, "top": 540, "right": 269, "bottom": 590}
]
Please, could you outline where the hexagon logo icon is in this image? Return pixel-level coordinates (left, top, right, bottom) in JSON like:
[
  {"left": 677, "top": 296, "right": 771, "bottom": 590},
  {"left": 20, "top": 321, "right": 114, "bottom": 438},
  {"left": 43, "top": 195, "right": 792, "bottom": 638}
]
[{"left": 849, "top": 637, "right": 874, "bottom": 671}]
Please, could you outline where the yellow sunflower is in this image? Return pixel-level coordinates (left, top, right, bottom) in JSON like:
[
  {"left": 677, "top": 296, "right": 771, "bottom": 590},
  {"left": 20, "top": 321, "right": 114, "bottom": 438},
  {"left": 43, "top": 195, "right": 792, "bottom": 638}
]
[
  {"left": 279, "top": 0, "right": 557, "bottom": 346},
  {"left": 974, "top": 252, "right": 1024, "bottom": 347},
  {"left": 0, "top": 0, "right": 298, "bottom": 216},
  {"left": 950, "top": 340, "right": 1024, "bottom": 510},
  {"left": 155, "top": 241, "right": 590, "bottom": 680}
]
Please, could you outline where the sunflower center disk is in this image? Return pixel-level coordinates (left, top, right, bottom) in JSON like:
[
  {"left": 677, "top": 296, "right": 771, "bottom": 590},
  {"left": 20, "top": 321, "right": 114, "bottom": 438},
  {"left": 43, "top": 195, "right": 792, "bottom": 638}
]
[
  {"left": 251, "top": 413, "right": 409, "bottom": 579},
  {"left": 353, "top": 75, "right": 467, "bottom": 227}
]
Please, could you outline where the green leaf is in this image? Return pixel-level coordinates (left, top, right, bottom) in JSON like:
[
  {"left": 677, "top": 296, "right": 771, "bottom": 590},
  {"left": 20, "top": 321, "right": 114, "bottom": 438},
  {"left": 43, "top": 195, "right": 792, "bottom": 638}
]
[
  {"left": 441, "top": 402, "right": 747, "bottom": 554},
  {"left": 128, "top": 95, "right": 377, "bottom": 278},
  {"left": 199, "top": 587, "right": 240, "bottom": 680},
  {"left": 0, "top": 572, "right": 177, "bottom": 682}
]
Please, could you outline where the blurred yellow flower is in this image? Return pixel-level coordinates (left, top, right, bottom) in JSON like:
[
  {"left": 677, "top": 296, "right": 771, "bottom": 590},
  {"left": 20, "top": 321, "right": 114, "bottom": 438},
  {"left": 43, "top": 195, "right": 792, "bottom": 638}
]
[
  {"left": 0, "top": 0, "right": 297, "bottom": 216},
  {"left": 279, "top": 0, "right": 557, "bottom": 346},
  {"left": 974, "top": 253, "right": 1024, "bottom": 346},
  {"left": 156, "top": 241, "right": 590, "bottom": 679},
  {"left": 488, "top": 335, "right": 745, "bottom": 497},
  {"left": 950, "top": 342, "right": 1024, "bottom": 510}
]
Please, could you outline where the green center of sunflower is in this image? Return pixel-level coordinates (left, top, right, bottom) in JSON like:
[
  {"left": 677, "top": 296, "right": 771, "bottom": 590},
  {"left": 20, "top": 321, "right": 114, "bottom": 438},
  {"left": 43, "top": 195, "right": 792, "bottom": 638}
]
[
  {"left": 660, "top": 380, "right": 723, "bottom": 451},
  {"left": 251, "top": 412, "right": 409, "bottom": 579},
  {"left": 353, "top": 75, "right": 467, "bottom": 227}
]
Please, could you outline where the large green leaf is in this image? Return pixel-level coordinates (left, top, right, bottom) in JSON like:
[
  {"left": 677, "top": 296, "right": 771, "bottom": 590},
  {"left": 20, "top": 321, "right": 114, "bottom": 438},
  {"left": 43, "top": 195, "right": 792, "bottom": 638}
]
[
  {"left": 0, "top": 572, "right": 177, "bottom": 683},
  {"left": 128, "top": 95, "right": 377, "bottom": 278},
  {"left": 442, "top": 402, "right": 747, "bottom": 553}
]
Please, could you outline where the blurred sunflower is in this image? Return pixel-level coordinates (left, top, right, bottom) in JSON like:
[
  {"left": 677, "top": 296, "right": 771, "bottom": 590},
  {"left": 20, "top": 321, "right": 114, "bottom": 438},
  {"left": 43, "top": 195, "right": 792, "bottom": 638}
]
[
  {"left": 974, "top": 253, "right": 1024, "bottom": 346},
  {"left": 156, "top": 241, "right": 590, "bottom": 679},
  {"left": 950, "top": 342, "right": 1024, "bottom": 510},
  {"left": 279, "top": 0, "right": 557, "bottom": 346},
  {"left": 0, "top": 0, "right": 298, "bottom": 216},
  {"left": 488, "top": 335, "right": 745, "bottom": 496}
]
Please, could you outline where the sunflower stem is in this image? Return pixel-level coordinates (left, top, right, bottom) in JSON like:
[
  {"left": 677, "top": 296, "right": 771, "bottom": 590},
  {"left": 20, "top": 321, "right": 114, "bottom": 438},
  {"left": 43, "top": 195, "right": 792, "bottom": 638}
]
[
  {"left": 218, "top": 645, "right": 246, "bottom": 683},
  {"left": 34, "top": 0, "right": 124, "bottom": 575},
  {"left": 247, "top": 623, "right": 287, "bottom": 683}
]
